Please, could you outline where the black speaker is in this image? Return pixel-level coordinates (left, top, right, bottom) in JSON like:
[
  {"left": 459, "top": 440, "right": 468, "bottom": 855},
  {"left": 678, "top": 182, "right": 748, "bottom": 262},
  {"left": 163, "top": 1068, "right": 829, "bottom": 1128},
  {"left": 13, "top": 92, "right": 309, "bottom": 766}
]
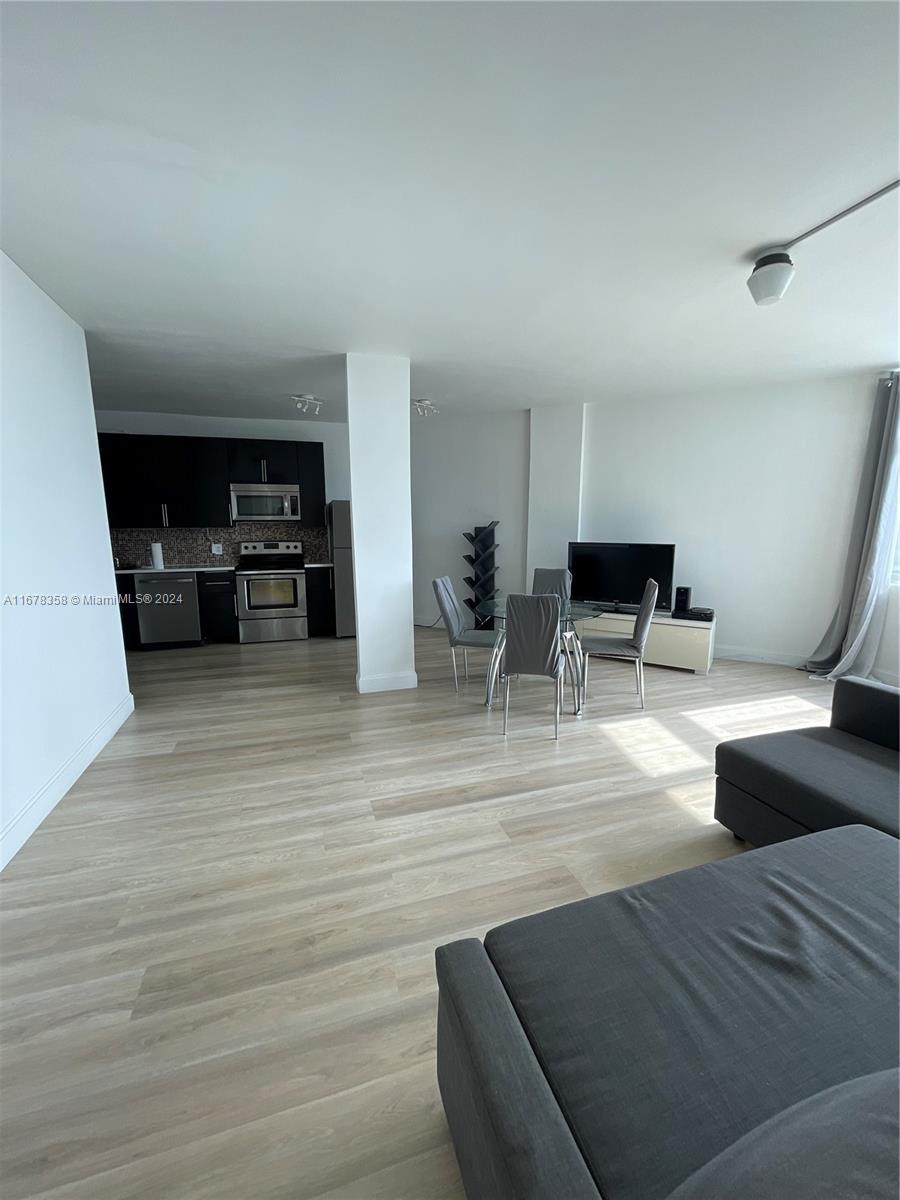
[{"left": 674, "top": 586, "right": 692, "bottom": 614}]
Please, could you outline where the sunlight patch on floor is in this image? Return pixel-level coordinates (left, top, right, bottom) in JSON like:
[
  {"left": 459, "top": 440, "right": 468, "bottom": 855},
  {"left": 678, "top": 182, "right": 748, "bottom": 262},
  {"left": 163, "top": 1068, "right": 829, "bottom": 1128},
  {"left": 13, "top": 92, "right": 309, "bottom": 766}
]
[
  {"left": 600, "top": 717, "right": 708, "bottom": 778},
  {"left": 682, "top": 694, "right": 828, "bottom": 741}
]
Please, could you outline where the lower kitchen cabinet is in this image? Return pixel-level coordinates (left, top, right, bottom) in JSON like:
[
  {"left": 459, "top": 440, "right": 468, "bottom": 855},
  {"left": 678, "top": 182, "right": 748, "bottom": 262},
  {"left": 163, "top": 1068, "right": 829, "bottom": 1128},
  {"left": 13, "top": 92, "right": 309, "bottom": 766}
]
[
  {"left": 197, "top": 571, "right": 239, "bottom": 643},
  {"left": 116, "top": 574, "right": 141, "bottom": 650},
  {"left": 305, "top": 566, "right": 336, "bottom": 637}
]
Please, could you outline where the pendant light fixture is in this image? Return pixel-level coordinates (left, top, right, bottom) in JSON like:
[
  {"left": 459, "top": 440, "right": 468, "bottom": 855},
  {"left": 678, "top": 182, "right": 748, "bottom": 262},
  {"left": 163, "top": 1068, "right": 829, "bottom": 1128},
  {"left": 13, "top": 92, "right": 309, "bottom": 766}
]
[{"left": 747, "top": 179, "right": 899, "bottom": 306}]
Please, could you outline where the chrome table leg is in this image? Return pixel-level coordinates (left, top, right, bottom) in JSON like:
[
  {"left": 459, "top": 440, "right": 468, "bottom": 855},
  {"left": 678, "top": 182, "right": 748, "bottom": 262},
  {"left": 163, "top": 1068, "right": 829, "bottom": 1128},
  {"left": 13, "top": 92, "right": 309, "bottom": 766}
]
[{"left": 485, "top": 630, "right": 505, "bottom": 708}]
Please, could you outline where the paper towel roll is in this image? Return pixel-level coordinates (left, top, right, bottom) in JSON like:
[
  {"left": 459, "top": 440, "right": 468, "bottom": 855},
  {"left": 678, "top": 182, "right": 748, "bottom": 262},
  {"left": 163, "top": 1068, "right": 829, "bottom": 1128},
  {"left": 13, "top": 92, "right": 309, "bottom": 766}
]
[{"left": 150, "top": 543, "right": 165, "bottom": 570}]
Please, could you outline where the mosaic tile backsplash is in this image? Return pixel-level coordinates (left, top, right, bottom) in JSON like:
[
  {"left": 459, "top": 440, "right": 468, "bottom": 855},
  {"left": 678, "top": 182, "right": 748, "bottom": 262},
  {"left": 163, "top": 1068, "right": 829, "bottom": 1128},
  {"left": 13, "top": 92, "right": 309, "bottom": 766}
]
[{"left": 110, "top": 523, "right": 329, "bottom": 569}]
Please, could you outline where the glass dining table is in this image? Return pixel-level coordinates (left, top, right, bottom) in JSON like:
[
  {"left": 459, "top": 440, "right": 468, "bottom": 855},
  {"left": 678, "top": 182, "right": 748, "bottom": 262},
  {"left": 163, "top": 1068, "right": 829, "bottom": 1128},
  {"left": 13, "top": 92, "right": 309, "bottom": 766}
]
[{"left": 475, "top": 596, "right": 610, "bottom": 712}]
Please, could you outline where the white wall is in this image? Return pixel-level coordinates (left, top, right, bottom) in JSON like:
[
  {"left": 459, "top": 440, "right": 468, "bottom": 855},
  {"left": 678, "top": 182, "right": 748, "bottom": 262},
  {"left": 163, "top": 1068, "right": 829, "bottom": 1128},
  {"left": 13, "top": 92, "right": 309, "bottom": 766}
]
[
  {"left": 346, "top": 353, "right": 417, "bottom": 693},
  {"left": 580, "top": 375, "right": 875, "bottom": 665},
  {"left": 411, "top": 410, "right": 530, "bottom": 625},
  {"left": 526, "top": 404, "right": 586, "bottom": 584},
  {"left": 95, "top": 410, "right": 350, "bottom": 503},
  {"left": 1, "top": 256, "right": 133, "bottom": 868}
]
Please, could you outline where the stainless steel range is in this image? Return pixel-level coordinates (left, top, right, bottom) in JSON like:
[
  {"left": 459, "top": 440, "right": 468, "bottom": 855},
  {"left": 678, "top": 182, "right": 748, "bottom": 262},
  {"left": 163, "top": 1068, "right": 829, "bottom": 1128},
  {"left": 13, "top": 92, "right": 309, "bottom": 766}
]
[{"left": 235, "top": 541, "right": 307, "bottom": 643}]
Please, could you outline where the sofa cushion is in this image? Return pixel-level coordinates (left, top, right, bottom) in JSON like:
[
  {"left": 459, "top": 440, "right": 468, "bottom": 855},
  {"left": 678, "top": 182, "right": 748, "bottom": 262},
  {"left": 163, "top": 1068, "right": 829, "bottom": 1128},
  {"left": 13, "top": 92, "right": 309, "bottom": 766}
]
[
  {"left": 715, "top": 727, "right": 899, "bottom": 837},
  {"left": 483, "top": 826, "right": 899, "bottom": 1200},
  {"left": 666, "top": 1069, "right": 899, "bottom": 1200}
]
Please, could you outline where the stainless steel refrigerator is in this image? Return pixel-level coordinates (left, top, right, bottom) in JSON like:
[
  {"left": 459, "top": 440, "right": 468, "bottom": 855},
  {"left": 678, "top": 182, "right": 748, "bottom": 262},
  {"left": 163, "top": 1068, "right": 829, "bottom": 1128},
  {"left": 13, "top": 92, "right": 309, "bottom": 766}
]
[{"left": 326, "top": 500, "right": 356, "bottom": 638}]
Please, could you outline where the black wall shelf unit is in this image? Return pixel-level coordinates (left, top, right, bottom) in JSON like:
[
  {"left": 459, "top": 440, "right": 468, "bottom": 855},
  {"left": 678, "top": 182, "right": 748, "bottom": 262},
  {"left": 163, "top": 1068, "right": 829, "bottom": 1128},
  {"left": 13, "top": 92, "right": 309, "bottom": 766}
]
[{"left": 462, "top": 521, "right": 498, "bottom": 630}]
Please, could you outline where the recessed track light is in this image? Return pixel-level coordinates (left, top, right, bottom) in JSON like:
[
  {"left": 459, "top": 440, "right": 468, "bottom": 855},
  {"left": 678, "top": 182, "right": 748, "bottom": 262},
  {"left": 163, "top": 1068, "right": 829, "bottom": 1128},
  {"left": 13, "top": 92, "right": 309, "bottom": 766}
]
[
  {"left": 292, "top": 394, "right": 324, "bottom": 416},
  {"left": 412, "top": 399, "right": 439, "bottom": 416}
]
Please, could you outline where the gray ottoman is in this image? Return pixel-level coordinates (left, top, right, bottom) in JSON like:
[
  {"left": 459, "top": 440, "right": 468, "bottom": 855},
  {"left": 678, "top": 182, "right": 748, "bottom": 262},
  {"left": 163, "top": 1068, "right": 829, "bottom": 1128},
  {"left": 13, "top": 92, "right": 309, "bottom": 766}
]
[{"left": 715, "top": 676, "right": 899, "bottom": 846}]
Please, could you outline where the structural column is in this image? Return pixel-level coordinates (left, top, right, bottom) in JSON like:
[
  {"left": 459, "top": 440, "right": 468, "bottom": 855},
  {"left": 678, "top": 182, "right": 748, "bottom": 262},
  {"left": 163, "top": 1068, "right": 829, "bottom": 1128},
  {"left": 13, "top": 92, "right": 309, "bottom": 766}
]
[
  {"left": 525, "top": 404, "right": 586, "bottom": 585},
  {"left": 345, "top": 353, "right": 417, "bottom": 693}
]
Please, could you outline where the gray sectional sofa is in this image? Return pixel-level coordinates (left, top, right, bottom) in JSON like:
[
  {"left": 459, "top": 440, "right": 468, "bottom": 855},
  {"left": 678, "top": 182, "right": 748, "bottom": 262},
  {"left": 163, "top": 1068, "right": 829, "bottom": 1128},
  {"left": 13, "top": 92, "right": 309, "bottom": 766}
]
[
  {"left": 714, "top": 676, "right": 899, "bottom": 845},
  {"left": 436, "top": 826, "right": 899, "bottom": 1200}
]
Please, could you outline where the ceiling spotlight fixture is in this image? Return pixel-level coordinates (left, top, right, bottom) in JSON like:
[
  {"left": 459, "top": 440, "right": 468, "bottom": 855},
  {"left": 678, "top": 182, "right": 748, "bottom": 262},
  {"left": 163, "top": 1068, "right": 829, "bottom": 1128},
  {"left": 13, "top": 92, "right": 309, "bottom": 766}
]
[
  {"left": 292, "top": 394, "right": 324, "bottom": 416},
  {"left": 747, "top": 178, "right": 899, "bottom": 306},
  {"left": 412, "top": 399, "right": 439, "bottom": 416},
  {"left": 747, "top": 249, "right": 795, "bottom": 306}
]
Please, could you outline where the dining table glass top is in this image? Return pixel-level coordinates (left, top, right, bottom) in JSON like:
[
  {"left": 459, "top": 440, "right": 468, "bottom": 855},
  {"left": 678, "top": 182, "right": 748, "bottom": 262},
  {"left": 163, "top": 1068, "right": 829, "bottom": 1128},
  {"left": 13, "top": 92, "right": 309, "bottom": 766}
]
[{"left": 475, "top": 596, "right": 609, "bottom": 624}]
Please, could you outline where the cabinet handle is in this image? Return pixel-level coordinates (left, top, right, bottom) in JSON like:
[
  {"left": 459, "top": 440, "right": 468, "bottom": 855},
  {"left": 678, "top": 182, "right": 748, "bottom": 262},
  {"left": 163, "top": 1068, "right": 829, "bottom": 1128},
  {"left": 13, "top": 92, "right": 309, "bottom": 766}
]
[
  {"left": 233, "top": 595, "right": 238, "bottom": 616},
  {"left": 261, "top": 458, "right": 267, "bottom": 483},
  {"left": 161, "top": 503, "right": 166, "bottom": 528},
  {"left": 329, "top": 569, "right": 333, "bottom": 590}
]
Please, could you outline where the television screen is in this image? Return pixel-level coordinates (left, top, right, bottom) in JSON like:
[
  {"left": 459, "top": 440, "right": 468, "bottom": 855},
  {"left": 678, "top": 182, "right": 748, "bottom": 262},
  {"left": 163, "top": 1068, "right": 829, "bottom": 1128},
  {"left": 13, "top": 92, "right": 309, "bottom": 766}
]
[{"left": 568, "top": 542, "right": 674, "bottom": 610}]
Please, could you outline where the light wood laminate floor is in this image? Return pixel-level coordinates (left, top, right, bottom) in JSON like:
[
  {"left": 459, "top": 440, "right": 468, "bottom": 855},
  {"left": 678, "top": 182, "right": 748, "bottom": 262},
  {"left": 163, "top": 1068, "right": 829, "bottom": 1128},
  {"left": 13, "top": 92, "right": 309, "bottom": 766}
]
[{"left": 0, "top": 631, "right": 832, "bottom": 1199}]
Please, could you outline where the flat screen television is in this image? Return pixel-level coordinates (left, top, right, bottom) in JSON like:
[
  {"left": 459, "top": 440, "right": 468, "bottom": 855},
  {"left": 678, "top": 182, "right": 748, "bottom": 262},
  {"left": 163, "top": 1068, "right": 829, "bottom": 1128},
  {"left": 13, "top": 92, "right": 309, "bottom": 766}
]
[{"left": 568, "top": 542, "right": 675, "bottom": 611}]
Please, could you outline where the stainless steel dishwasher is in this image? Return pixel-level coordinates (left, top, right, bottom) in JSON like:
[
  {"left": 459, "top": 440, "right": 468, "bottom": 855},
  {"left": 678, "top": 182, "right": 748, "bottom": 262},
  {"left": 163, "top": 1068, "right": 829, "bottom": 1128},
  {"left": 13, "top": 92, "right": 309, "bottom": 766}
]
[{"left": 134, "top": 572, "right": 201, "bottom": 645}]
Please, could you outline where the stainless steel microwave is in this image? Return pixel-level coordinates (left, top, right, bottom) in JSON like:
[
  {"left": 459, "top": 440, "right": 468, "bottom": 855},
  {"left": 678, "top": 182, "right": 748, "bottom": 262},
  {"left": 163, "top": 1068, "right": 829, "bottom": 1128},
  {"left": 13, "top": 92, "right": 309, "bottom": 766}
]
[{"left": 230, "top": 482, "right": 301, "bottom": 522}]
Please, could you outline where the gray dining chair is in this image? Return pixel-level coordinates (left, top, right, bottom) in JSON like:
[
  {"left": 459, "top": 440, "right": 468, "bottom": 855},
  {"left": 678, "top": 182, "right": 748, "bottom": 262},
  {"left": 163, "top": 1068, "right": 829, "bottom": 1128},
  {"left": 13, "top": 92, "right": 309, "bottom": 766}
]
[
  {"left": 532, "top": 567, "right": 579, "bottom": 694},
  {"left": 580, "top": 578, "right": 658, "bottom": 710},
  {"left": 531, "top": 567, "right": 572, "bottom": 599},
  {"left": 502, "top": 593, "right": 568, "bottom": 739},
  {"left": 432, "top": 576, "right": 498, "bottom": 692}
]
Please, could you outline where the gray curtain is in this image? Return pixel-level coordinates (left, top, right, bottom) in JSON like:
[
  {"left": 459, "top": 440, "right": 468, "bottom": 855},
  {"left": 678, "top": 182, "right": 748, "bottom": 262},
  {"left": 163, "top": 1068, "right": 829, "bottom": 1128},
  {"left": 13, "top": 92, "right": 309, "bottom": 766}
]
[{"left": 806, "top": 372, "right": 899, "bottom": 679}]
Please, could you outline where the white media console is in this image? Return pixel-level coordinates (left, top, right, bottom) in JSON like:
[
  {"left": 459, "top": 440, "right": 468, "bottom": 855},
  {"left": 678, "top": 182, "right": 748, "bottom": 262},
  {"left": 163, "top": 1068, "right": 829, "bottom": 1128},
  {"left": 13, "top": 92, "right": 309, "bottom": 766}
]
[{"left": 575, "top": 610, "right": 716, "bottom": 675}]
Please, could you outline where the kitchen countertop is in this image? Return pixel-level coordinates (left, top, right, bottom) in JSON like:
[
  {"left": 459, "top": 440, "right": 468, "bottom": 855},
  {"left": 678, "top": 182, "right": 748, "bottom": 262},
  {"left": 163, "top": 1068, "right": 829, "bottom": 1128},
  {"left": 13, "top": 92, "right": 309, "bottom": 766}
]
[
  {"left": 115, "top": 563, "right": 333, "bottom": 573},
  {"left": 115, "top": 566, "right": 234, "bottom": 574}
]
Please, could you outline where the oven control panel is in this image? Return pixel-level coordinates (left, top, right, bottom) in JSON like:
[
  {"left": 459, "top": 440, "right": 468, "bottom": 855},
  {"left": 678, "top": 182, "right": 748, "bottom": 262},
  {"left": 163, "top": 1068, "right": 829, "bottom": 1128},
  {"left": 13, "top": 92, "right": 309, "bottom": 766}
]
[{"left": 240, "top": 542, "right": 303, "bottom": 554}]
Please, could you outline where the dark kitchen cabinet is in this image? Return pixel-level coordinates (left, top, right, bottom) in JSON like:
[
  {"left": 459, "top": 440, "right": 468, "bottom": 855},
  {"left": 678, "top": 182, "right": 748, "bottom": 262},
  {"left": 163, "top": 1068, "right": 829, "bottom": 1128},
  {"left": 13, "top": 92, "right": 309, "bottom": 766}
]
[
  {"left": 227, "top": 439, "right": 299, "bottom": 485},
  {"left": 197, "top": 571, "right": 239, "bottom": 642},
  {"left": 99, "top": 432, "right": 326, "bottom": 531},
  {"left": 98, "top": 434, "right": 163, "bottom": 528},
  {"left": 115, "top": 573, "right": 141, "bottom": 650},
  {"left": 305, "top": 567, "right": 336, "bottom": 637},
  {"left": 296, "top": 441, "right": 326, "bottom": 529},
  {"left": 162, "top": 438, "right": 230, "bottom": 527},
  {"left": 99, "top": 434, "right": 229, "bottom": 528}
]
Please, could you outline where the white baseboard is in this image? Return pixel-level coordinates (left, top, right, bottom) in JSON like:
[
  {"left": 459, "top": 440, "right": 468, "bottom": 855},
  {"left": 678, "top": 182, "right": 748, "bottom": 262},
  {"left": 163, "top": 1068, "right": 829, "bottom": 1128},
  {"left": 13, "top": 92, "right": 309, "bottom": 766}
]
[
  {"left": 356, "top": 671, "right": 418, "bottom": 694},
  {"left": 1, "top": 692, "right": 135, "bottom": 870},
  {"left": 714, "top": 644, "right": 806, "bottom": 669}
]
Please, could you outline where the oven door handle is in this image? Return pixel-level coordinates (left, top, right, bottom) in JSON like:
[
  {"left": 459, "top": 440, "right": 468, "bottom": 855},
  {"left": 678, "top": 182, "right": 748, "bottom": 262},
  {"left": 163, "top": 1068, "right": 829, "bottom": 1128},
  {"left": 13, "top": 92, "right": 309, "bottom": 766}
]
[{"left": 236, "top": 569, "right": 306, "bottom": 576}]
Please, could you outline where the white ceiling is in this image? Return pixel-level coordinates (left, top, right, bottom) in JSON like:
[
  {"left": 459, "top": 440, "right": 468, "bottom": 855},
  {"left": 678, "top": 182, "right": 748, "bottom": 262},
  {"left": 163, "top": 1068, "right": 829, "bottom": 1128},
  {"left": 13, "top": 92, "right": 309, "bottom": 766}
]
[{"left": 1, "top": 1, "right": 897, "bottom": 420}]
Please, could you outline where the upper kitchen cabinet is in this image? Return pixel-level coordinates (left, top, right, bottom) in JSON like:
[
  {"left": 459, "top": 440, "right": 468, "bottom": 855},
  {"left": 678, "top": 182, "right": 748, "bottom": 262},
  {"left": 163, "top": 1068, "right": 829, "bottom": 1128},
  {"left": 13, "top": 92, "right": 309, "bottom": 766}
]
[
  {"left": 98, "top": 432, "right": 327, "bottom": 529},
  {"left": 161, "top": 437, "right": 230, "bottom": 527},
  {"left": 296, "top": 441, "right": 326, "bottom": 529},
  {"left": 99, "top": 433, "right": 230, "bottom": 527},
  {"left": 98, "top": 433, "right": 163, "bottom": 527},
  {"left": 227, "top": 439, "right": 299, "bottom": 485}
]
